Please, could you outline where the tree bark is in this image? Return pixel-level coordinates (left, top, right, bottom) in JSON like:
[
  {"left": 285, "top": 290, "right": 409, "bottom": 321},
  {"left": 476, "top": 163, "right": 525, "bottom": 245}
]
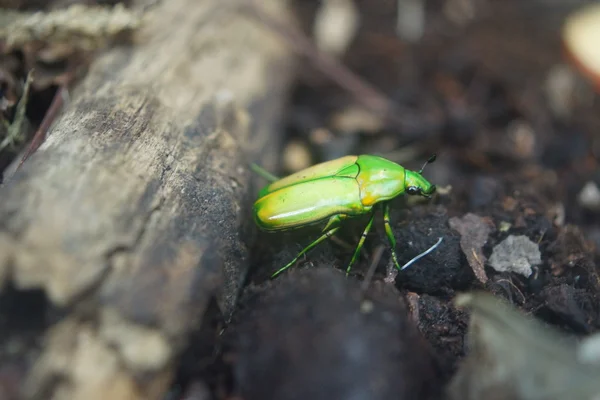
[{"left": 0, "top": 0, "right": 294, "bottom": 398}]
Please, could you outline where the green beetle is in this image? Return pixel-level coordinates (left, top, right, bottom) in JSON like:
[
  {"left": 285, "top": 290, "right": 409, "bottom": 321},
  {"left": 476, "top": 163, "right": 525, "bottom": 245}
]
[{"left": 253, "top": 154, "right": 437, "bottom": 277}]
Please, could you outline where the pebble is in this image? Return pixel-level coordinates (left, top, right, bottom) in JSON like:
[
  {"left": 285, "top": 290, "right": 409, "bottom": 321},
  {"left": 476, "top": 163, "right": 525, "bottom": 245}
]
[{"left": 489, "top": 235, "right": 541, "bottom": 277}]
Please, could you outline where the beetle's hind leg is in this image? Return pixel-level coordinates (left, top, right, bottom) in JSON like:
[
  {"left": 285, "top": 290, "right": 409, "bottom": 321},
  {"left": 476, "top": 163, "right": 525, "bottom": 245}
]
[
  {"left": 383, "top": 203, "right": 402, "bottom": 270},
  {"left": 345, "top": 212, "right": 375, "bottom": 276},
  {"left": 271, "top": 215, "right": 344, "bottom": 278},
  {"left": 250, "top": 163, "right": 280, "bottom": 182},
  {"left": 321, "top": 214, "right": 346, "bottom": 231}
]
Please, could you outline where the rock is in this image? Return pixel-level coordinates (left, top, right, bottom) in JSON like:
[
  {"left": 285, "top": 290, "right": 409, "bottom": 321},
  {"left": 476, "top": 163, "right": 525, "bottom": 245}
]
[
  {"left": 488, "top": 235, "right": 541, "bottom": 277},
  {"left": 578, "top": 181, "right": 600, "bottom": 211}
]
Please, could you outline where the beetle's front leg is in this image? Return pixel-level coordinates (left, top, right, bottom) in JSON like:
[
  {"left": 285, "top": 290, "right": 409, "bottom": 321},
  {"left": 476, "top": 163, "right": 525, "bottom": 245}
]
[
  {"left": 271, "top": 215, "right": 344, "bottom": 278},
  {"left": 383, "top": 202, "right": 402, "bottom": 270}
]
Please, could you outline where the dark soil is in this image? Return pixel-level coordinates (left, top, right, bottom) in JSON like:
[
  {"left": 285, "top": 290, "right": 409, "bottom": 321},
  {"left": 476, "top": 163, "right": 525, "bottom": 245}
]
[{"left": 219, "top": 0, "right": 600, "bottom": 398}]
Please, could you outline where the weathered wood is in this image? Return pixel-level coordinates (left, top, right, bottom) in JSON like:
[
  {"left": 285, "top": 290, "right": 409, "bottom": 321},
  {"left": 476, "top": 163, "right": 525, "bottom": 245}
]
[{"left": 0, "top": 0, "right": 294, "bottom": 398}]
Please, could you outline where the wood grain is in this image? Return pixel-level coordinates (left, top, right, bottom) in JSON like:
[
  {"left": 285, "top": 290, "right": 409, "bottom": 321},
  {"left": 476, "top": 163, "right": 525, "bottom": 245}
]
[{"left": 0, "top": 0, "right": 294, "bottom": 398}]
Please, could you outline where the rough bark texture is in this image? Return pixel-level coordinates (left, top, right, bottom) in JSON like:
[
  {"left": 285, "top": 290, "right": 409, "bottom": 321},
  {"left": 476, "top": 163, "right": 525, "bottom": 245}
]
[{"left": 0, "top": 0, "right": 294, "bottom": 398}]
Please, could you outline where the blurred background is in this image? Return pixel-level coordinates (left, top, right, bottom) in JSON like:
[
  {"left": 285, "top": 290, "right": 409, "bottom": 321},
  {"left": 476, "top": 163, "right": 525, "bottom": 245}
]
[{"left": 1, "top": 1, "right": 600, "bottom": 399}]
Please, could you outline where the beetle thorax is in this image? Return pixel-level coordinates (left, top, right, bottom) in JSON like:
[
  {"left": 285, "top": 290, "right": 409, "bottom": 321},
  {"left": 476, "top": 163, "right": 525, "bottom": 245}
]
[{"left": 355, "top": 156, "right": 407, "bottom": 206}]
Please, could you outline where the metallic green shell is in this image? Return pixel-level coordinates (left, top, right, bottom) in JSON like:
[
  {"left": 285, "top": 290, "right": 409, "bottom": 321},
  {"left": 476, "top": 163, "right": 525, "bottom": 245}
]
[
  {"left": 253, "top": 154, "right": 433, "bottom": 231},
  {"left": 258, "top": 155, "right": 358, "bottom": 197},
  {"left": 253, "top": 177, "right": 365, "bottom": 231}
]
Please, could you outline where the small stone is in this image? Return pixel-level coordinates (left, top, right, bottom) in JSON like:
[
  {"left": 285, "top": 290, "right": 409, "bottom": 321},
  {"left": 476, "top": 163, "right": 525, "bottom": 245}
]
[
  {"left": 502, "top": 196, "right": 518, "bottom": 212},
  {"left": 283, "top": 140, "right": 312, "bottom": 172},
  {"left": 396, "top": 0, "right": 425, "bottom": 41},
  {"left": 563, "top": 2, "right": 600, "bottom": 88},
  {"left": 435, "top": 185, "right": 453, "bottom": 196},
  {"left": 330, "top": 106, "right": 383, "bottom": 134},
  {"left": 578, "top": 333, "right": 600, "bottom": 365},
  {"left": 507, "top": 120, "right": 535, "bottom": 158},
  {"left": 545, "top": 65, "right": 578, "bottom": 118},
  {"left": 310, "top": 127, "right": 334, "bottom": 145},
  {"left": 498, "top": 221, "right": 511, "bottom": 232},
  {"left": 314, "top": 0, "right": 360, "bottom": 57},
  {"left": 488, "top": 235, "right": 541, "bottom": 277},
  {"left": 548, "top": 203, "right": 565, "bottom": 226},
  {"left": 578, "top": 181, "right": 600, "bottom": 211}
]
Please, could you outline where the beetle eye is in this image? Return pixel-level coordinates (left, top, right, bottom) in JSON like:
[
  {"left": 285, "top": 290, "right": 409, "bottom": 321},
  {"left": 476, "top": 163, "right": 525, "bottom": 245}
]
[{"left": 407, "top": 186, "right": 420, "bottom": 195}]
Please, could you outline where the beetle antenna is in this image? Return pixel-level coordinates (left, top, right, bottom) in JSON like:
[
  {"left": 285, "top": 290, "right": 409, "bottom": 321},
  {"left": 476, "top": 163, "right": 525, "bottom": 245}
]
[{"left": 418, "top": 154, "right": 437, "bottom": 174}]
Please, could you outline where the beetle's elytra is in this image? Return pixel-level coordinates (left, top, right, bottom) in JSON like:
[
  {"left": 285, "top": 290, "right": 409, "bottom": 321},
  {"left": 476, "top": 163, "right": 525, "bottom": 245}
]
[{"left": 253, "top": 154, "right": 437, "bottom": 277}]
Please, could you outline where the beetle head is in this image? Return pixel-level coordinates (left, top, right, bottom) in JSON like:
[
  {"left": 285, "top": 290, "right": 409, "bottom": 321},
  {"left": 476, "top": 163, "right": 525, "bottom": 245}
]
[{"left": 405, "top": 154, "right": 436, "bottom": 199}]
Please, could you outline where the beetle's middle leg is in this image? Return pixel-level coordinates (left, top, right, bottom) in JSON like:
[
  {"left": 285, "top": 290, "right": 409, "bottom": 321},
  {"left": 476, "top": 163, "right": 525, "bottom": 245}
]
[
  {"left": 383, "top": 202, "right": 402, "bottom": 270},
  {"left": 271, "top": 215, "right": 344, "bottom": 278},
  {"left": 345, "top": 212, "right": 376, "bottom": 276}
]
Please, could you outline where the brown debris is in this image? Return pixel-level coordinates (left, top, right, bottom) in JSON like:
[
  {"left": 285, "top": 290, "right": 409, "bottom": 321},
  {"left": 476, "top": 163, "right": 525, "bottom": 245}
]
[
  {"left": 449, "top": 213, "right": 493, "bottom": 284},
  {"left": 548, "top": 225, "right": 596, "bottom": 277}
]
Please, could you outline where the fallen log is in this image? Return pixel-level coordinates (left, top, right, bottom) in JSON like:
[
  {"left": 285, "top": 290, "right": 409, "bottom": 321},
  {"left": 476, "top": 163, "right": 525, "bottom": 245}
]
[{"left": 0, "top": 0, "right": 294, "bottom": 398}]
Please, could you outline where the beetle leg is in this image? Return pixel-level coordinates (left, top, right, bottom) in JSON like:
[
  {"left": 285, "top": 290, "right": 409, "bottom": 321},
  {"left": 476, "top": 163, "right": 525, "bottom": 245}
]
[
  {"left": 321, "top": 214, "right": 346, "bottom": 232},
  {"left": 346, "top": 212, "right": 376, "bottom": 276},
  {"left": 383, "top": 202, "right": 402, "bottom": 270},
  {"left": 271, "top": 216, "right": 343, "bottom": 278},
  {"left": 250, "top": 163, "right": 280, "bottom": 182}
]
